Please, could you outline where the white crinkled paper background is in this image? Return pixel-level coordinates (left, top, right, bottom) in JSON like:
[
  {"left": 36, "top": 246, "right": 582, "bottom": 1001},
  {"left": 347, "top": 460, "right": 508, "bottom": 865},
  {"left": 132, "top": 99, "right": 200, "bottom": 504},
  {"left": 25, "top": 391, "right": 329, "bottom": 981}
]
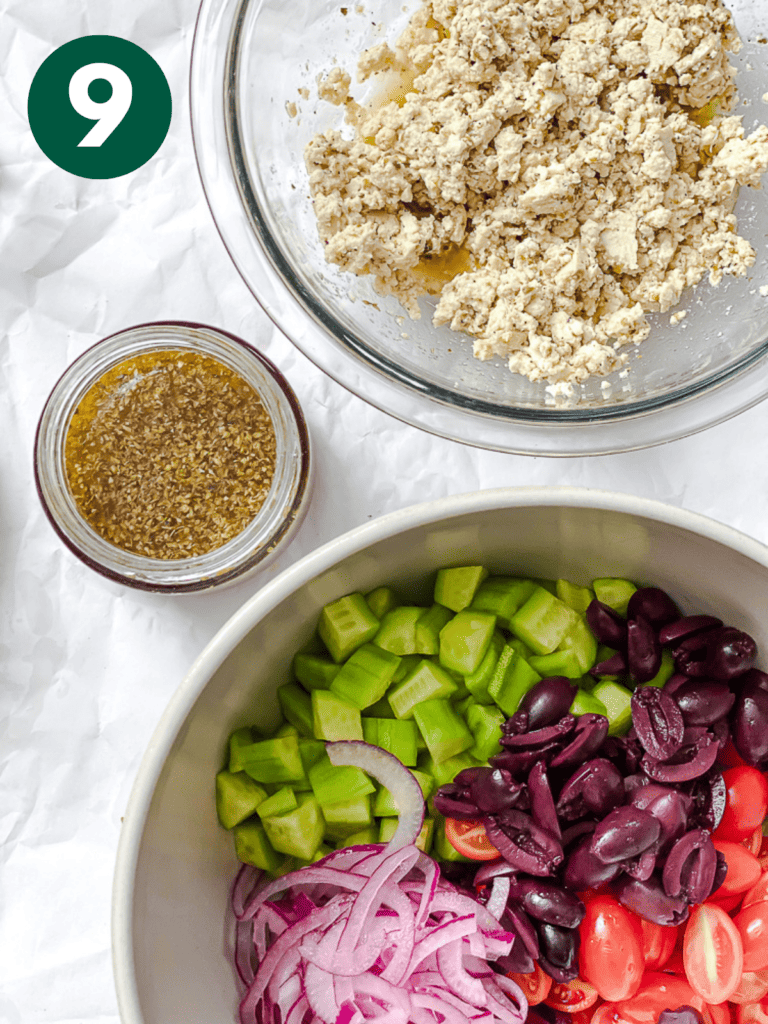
[{"left": 2, "top": 1, "right": 768, "bottom": 1022}]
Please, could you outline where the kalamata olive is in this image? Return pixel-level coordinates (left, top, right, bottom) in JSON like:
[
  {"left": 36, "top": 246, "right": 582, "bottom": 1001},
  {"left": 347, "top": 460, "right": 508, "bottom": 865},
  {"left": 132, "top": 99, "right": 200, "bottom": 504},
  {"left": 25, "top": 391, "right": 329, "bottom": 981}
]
[
  {"left": 624, "top": 848, "right": 658, "bottom": 881},
  {"left": 549, "top": 714, "right": 609, "bottom": 769},
  {"left": 507, "top": 878, "right": 585, "bottom": 929},
  {"left": 685, "top": 771, "right": 726, "bottom": 832},
  {"left": 503, "top": 710, "right": 529, "bottom": 735},
  {"left": 662, "top": 829, "right": 717, "bottom": 904},
  {"left": 627, "top": 614, "right": 662, "bottom": 683},
  {"left": 502, "top": 902, "right": 540, "bottom": 959},
  {"left": 601, "top": 734, "right": 644, "bottom": 775},
  {"left": 496, "top": 943, "right": 534, "bottom": 976},
  {"left": 485, "top": 810, "right": 564, "bottom": 876},
  {"left": 556, "top": 758, "right": 625, "bottom": 821},
  {"left": 586, "top": 599, "right": 628, "bottom": 649},
  {"left": 500, "top": 716, "right": 575, "bottom": 749},
  {"left": 432, "top": 783, "right": 480, "bottom": 819},
  {"left": 590, "top": 806, "right": 661, "bottom": 864},
  {"left": 466, "top": 767, "right": 528, "bottom": 815},
  {"left": 615, "top": 874, "right": 690, "bottom": 926},
  {"left": 643, "top": 732, "right": 719, "bottom": 783},
  {"left": 631, "top": 687, "right": 684, "bottom": 760},
  {"left": 710, "top": 850, "right": 728, "bottom": 897},
  {"left": 563, "top": 836, "right": 621, "bottom": 890},
  {"left": 740, "top": 668, "right": 768, "bottom": 694},
  {"left": 732, "top": 674, "right": 768, "bottom": 765},
  {"left": 561, "top": 820, "right": 596, "bottom": 848},
  {"left": 528, "top": 1007, "right": 572, "bottom": 1024},
  {"left": 631, "top": 784, "right": 690, "bottom": 850},
  {"left": 627, "top": 587, "right": 680, "bottom": 627},
  {"left": 537, "top": 921, "right": 579, "bottom": 972},
  {"left": 591, "top": 651, "right": 628, "bottom": 677},
  {"left": 474, "top": 858, "right": 516, "bottom": 885},
  {"left": 518, "top": 678, "right": 578, "bottom": 730},
  {"left": 528, "top": 761, "right": 561, "bottom": 840},
  {"left": 491, "top": 743, "right": 563, "bottom": 776},
  {"left": 675, "top": 626, "right": 757, "bottom": 680},
  {"left": 666, "top": 678, "right": 735, "bottom": 726},
  {"left": 659, "top": 615, "right": 723, "bottom": 646},
  {"left": 658, "top": 1009, "right": 704, "bottom": 1024}
]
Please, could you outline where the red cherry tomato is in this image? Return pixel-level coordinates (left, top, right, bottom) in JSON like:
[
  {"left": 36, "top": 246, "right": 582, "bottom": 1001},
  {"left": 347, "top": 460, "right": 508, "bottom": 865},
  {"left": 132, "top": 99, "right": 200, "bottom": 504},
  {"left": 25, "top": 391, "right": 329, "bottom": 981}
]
[
  {"left": 506, "top": 961, "right": 551, "bottom": 1005},
  {"left": 712, "top": 841, "right": 763, "bottom": 899},
  {"left": 730, "top": 969, "right": 768, "bottom": 1005},
  {"left": 735, "top": 902, "right": 768, "bottom": 972},
  {"left": 545, "top": 978, "right": 600, "bottom": 1013},
  {"left": 568, "top": 1012, "right": 596, "bottom": 1024},
  {"left": 578, "top": 896, "right": 644, "bottom": 1003},
  {"left": 683, "top": 903, "right": 744, "bottom": 1004},
  {"left": 720, "top": 739, "right": 750, "bottom": 769},
  {"left": 706, "top": 1004, "right": 734, "bottom": 1024},
  {"left": 743, "top": 872, "right": 768, "bottom": 911},
  {"left": 744, "top": 827, "right": 765, "bottom": 858},
  {"left": 714, "top": 769, "right": 768, "bottom": 843},
  {"left": 739, "top": 1003, "right": 768, "bottom": 1023},
  {"left": 662, "top": 949, "right": 687, "bottom": 977},
  {"left": 614, "top": 972, "right": 707, "bottom": 1023},
  {"left": 443, "top": 817, "right": 500, "bottom": 860},
  {"left": 636, "top": 916, "right": 677, "bottom": 970},
  {"left": 711, "top": 892, "right": 746, "bottom": 914},
  {"left": 590, "top": 1006, "right": 621, "bottom": 1024}
]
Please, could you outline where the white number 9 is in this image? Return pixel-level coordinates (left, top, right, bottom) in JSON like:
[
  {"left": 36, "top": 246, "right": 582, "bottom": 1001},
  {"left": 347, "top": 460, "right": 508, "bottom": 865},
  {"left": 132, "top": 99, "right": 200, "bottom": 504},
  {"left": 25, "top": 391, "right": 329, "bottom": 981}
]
[{"left": 69, "top": 62, "right": 133, "bottom": 147}]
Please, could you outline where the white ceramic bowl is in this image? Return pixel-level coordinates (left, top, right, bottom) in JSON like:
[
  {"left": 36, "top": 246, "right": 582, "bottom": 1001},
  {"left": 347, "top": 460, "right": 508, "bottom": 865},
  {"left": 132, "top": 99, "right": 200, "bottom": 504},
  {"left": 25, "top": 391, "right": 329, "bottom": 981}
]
[{"left": 112, "top": 488, "right": 768, "bottom": 1023}]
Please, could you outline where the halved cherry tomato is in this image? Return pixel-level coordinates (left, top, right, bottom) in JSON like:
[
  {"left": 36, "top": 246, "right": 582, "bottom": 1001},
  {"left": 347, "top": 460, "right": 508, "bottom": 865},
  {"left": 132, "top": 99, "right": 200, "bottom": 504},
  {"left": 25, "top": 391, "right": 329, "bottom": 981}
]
[
  {"left": 591, "top": 1005, "right": 625, "bottom": 1024},
  {"left": 706, "top": 1003, "right": 733, "bottom": 1024},
  {"left": 443, "top": 817, "right": 499, "bottom": 860},
  {"left": 760, "top": 838, "right": 768, "bottom": 873},
  {"left": 711, "top": 892, "right": 746, "bottom": 914},
  {"left": 545, "top": 978, "right": 600, "bottom": 1013},
  {"left": 662, "top": 949, "right": 687, "bottom": 977},
  {"left": 683, "top": 903, "right": 744, "bottom": 1004},
  {"left": 568, "top": 1012, "right": 596, "bottom": 1024},
  {"left": 743, "top": 872, "right": 768, "bottom": 911},
  {"left": 506, "top": 961, "right": 551, "bottom": 1005},
  {"left": 714, "top": 769, "right": 768, "bottom": 843},
  {"left": 712, "top": 841, "right": 762, "bottom": 899},
  {"left": 614, "top": 972, "right": 707, "bottom": 1023},
  {"left": 578, "top": 896, "right": 644, "bottom": 1003},
  {"left": 739, "top": 1004, "right": 768, "bottom": 1023},
  {"left": 744, "top": 827, "right": 765, "bottom": 858},
  {"left": 636, "top": 916, "right": 677, "bottom": 970},
  {"left": 730, "top": 969, "right": 768, "bottom": 1005},
  {"left": 735, "top": 902, "right": 768, "bottom": 972}
]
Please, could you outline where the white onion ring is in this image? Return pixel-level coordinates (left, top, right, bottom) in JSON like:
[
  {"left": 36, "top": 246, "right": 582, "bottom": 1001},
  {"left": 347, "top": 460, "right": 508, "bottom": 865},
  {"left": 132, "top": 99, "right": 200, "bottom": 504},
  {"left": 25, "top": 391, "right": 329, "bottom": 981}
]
[{"left": 326, "top": 740, "right": 425, "bottom": 851}]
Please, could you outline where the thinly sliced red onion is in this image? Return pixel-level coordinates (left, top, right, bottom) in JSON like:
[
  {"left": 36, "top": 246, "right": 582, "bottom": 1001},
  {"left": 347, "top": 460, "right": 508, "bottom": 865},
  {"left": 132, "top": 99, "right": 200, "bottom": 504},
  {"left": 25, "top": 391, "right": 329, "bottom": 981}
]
[
  {"left": 326, "top": 741, "right": 424, "bottom": 852},
  {"left": 486, "top": 875, "right": 511, "bottom": 922}
]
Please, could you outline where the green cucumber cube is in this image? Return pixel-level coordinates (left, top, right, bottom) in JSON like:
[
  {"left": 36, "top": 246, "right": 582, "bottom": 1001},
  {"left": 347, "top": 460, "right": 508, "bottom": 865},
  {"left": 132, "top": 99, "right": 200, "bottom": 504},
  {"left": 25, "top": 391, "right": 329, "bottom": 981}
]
[
  {"left": 510, "top": 587, "right": 580, "bottom": 656},
  {"left": 556, "top": 579, "right": 595, "bottom": 614},
  {"left": 373, "top": 769, "right": 433, "bottom": 816},
  {"left": 233, "top": 820, "right": 283, "bottom": 872},
  {"left": 470, "top": 577, "right": 537, "bottom": 628},
  {"left": 379, "top": 816, "right": 434, "bottom": 854},
  {"left": 415, "top": 604, "right": 454, "bottom": 655},
  {"left": 642, "top": 648, "right": 675, "bottom": 688},
  {"left": 569, "top": 689, "right": 608, "bottom": 717},
  {"left": 558, "top": 616, "right": 599, "bottom": 674},
  {"left": 277, "top": 683, "right": 314, "bottom": 735},
  {"left": 464, "top": 631, "right": 505, "bottom": 704},
  {"left": 465, "top": 704, "right": 505, "bottom": 762},
  {"left": 391, "top": 653, "right": 423, "bottom": 684},
  {"left": 311, "top": 690, "right": 363, "bottom": 741},
  {"left": 528, "top": 649, "right": 583, "bottom": 680},
  {"left": 293, "top": 653, "right": 339, "bottom": 691},
  {"left": 322, "top": 794, "right": 372, "bottom": 837},
  {"left": 592, "top": 680, "right": 634, "bottom": 736},
  {"left": 388, "top": 659, "right": 458, "bottom": 719},
  {"left": 373, "top": 607, "right": 423, "bottom": 656},
  {"left": 330, "top": 643, "right": 401, "bottom": 710},
  {"left": 365, "top": 586, "right": 399, "bottom": 620},
  {"left": 261, "top": 793, "right": 325, "bottom": 860},
  {"left": 413, "top": 699, "right": 474, "bottom": 764},
  {"left": 433, "top": 816, "right": 472, "bottom": 862},
  {"left": 318, "top": 593, "right": 380, "bottom": 663},
  {"left": 434, "top": 566, "right": 489, "bottom": 613},
  {"left": 487, "top": 644, "right": 541, "bottom": 716},
  {"left": 592, "top": 578, "right": 637, "bottom": 617},
  {"left": 438, "top": 610, "right": 497, "bottom": 675},
  {"left": 298, "top": 739, "right": 327, "bottom": 776},
  {"left": 228, "top": 727, "right": 255, "bottom": 773},
  {"left": 256, "top": 786, "right": 297, "bottom": 818},
  {"left": 308, "top": 756, "right": 375, "bottom": 806},
  {"left": 336, "top": 826, "right": 379, "bottom": 848},
  {"left": 216, "top": 770, "right": 268, "bottom": 829},
  {"left": 362, "top": 718, "right": 418, "bottom": 766},
  {"left": 418, "top": 750, "right": 480, "bottom": 788},
  {"left": 239, "top": 733, "right": 306, "bottom": 784}
]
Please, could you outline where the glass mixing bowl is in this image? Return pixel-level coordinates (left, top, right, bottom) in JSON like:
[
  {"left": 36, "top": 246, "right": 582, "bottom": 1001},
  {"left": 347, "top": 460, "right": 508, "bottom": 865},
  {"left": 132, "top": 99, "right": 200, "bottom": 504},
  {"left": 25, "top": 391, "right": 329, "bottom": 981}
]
[{"left": 191, "top": 0, "right": 768, "bottom": 455}]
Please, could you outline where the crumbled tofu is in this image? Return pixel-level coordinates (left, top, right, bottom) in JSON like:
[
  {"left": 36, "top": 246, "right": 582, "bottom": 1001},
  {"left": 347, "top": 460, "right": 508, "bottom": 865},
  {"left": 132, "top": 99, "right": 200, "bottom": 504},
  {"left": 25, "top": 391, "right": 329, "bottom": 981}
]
[
  {"left": 760, "top": 285, "right": 768, "bottom": 297},
  {"left": 306, "top": 0, "right": 768, "bottom": 386},
  {"left": 671, "top": 310, "right": 688, "bottom": 325}
]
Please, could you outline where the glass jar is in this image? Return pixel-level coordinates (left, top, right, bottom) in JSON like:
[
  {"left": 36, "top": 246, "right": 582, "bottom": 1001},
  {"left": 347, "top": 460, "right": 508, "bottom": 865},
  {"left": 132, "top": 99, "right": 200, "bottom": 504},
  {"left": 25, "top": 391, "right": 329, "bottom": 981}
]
[{"left": 34, "top": 321, "right": 311, "bottom": 593}]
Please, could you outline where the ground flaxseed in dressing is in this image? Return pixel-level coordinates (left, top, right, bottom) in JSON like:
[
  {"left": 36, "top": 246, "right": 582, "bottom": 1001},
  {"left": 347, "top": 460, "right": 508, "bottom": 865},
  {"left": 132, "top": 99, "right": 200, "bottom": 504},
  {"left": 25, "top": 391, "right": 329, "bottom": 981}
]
[
  {"left": 64, "top": 350, "right": 276, "bottom": 559},
  {"left": 306, "top": 0, "right": 768, "bottom": 392}
]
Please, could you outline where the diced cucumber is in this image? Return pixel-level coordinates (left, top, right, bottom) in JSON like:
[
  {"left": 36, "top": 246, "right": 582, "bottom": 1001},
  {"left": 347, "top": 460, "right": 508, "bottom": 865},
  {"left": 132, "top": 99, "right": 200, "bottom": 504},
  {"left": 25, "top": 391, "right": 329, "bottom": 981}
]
[
  {"left": 379, "top": 815, "right": 434, "bottom": 854},
  {"left": 298, "top": 738, "right": 326, "bottom": 777},
  {"left": 261, "top": 793, "right": 325, "bottom": 860},
  {"left": 470, "top": 577, "right": 537, "bottom": 628},
  {"left": 365, "top": 586, "right": 399, "bottom": 620},
  {"left": 642, "top": 648, "right": 675, "bottom": 688},
  {"left": 256, "top": 786, "right": 297, "bottom": 818},
  {"left": 465, "top": 704, "right": 505, "bottom": 762},
  {"left": 415, "top": 604, "right": 454, "bottom": 655},
  {"left": 508, "top": 638, "right": 535, "bottom": 660},
  {"left": 487, "top": 644, "right": 541, "bottom": 716},
  {"left": 293, "top": 653, "right": 339, "bottom": 691},
  {"left": 592, "top": 578, "right": 637, "bottom": 617},
  {"left": 569, "top": 689, "right": 608, "bottom": 717},
  {"left": 233, "top": 820, "right": 283, "bottom": 872},
  {"left": 433, "top": 816, "right": 472, "bottom": 862},
  {"left": 337, "top": 826, "right": 379, "bottom": 848},
  {"left": 592, "top": 680, "right": 634, "bottom": 735},
  {"left": 388, "top": 659, "right": 458, "bottom": 719},
  {"left": 239, "top": 733, "right": 306, "bottom": 785},
  {"left": 318, "top": 593, "right": 380, "bottom": 663},
  {"left": 465, "top": 631, "right": 505, "bottom": 704},
  {"left": 510, "top": 587, "right": 580, "bottom": 656},
  {"left": 528, "top": 649, "right": 583, "bottom": 679},
  {"left": 308, "top": 756, "right": 376, "bottom": 805},
  {"left": 434, "top": 566, "right": 489, "bottom": 613},
  {"left": 363, "top": 718, "right": 418, "bottom": 766},
  {"left": 216, "top": 770, "right": 268, "bottom": 829},
  {"left": 277, "top": 683, "right": 313, "bottom": 735},
  {"left": 330, "top": 643, "right": 401, "bottom": 710},
  {"left": 228, "top": 727, "right": 255, "bottom": 773},
  {"left": 413, "top": 699, "right": 474, "bottom": 764},
  {"left": 438, "top": 610, "right": 497, "bottom": 675},
  {"left": 274, "top": 723, "right": 299, "bottom": 739},
  {"left": 556, "top": 579, "right": 595, "bottom": 614},
  {"left": 311, "top": 690, "right": 363, "bottom": 741},
  {"left": 558, "top": 616, "right": 599, "bottom": 674},
  {"left": 373, "top": 607, "right": 423, "bottom": 656},
  {"left": 418, "top": 750, "right": 480, "bottom": 788},
  {"left": 373, "top": 769, "right": 433, "bottom": 816},
  {"left": 362, "top": 694, "right": 397, "bottom": 718},
  {"left": 321, "top": 794, "right": 372, "bottom": 836},
  {"left": 391, "top": 653, "right": 422, "bottom": 684}
]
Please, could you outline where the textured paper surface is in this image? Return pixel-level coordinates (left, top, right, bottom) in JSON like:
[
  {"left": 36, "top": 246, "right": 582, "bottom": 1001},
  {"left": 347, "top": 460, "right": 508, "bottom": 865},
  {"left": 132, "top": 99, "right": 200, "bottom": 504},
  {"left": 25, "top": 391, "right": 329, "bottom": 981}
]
[{"left": 3, "top": 2, "right": 768, "bottom": 1022}]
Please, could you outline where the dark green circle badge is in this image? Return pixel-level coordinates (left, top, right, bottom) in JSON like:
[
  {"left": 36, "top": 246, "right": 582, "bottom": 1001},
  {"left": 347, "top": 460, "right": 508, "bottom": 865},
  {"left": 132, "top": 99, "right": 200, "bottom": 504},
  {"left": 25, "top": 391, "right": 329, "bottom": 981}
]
[{"left": 28, "top": 36, "right": 172, "bottom": 179}]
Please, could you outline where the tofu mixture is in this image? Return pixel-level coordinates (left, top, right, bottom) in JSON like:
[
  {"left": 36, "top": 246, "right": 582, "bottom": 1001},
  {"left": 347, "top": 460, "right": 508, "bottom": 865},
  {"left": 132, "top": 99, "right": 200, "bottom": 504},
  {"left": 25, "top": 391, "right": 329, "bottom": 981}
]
[{"left": 305, "top": 0, "right": 768, "bottom": 388}]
